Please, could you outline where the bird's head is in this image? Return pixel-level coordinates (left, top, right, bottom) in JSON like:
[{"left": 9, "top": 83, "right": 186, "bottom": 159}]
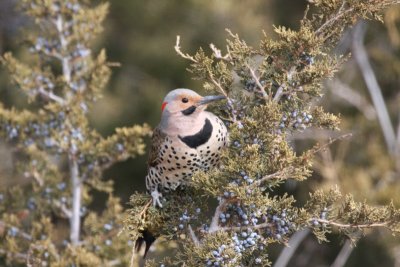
[{"left": 160, "top": 88, "right": 225, "bottom": 116}]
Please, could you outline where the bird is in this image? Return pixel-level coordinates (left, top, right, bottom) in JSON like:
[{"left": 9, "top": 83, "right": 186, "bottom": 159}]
[
  {"left": 136, "top": 88, "right": 228, "bottom": 256},
  {"left": 146, "top": 88, "right": 228, "bottom": 207}
]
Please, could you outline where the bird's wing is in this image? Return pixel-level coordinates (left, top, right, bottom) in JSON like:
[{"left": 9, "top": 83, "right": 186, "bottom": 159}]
[{"left": 147, "top": 126, "right": 167, "bottom": 167}]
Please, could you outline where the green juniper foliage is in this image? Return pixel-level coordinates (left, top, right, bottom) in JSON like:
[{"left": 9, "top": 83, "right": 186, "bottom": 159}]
[
  {"left": 126, "top": 0, "right": 400, "bottom": 266},
  {"left": 0, "top": 0, "right": 150, "bottom": 266}
]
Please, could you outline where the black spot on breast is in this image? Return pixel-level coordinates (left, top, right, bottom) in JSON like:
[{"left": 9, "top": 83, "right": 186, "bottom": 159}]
[{"left": 178, "top": 119, "right": 213, "bottom": 149}]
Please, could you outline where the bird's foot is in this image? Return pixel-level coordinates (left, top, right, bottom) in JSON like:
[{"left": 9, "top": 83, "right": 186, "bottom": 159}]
[{"left": 151, "top": 189, "right": 163, "bottom": 208}]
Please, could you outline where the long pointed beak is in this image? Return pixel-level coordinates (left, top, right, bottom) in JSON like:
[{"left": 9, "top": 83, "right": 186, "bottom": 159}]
[{"left": 197, "top": 95, "right": 226, "bottom": 106}]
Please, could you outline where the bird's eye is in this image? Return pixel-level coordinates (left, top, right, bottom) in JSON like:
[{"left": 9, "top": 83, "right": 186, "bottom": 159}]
[{"left": 182, "top": 97, "right": 189, "bottom": 103}]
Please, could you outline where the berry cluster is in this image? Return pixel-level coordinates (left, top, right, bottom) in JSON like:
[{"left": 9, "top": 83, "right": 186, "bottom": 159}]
[
  {"left": 7, "top": 227, "right": 19, "bottom": 238},
  {"left": 243, "top": 78, "right": 266, "bottom": 94},
  {"left": 204, "top": 228, "right": 264, "bottom": 266},
  {"left": 205, "top": 244, "right": 231, "bottom": 266},
  {"left": 176, "top": 209, "right": 201, "bottom": 232},
  {"left": 298, "top": 52, "right": 315, "bottom": 70},
  {"left": 311, "top": 207, "right": 328, "bottom": 228},
  {"left": 232, "top": 229, "right": 262, "bottom": 253},
  {"left": 279, "top": 110, "right": 313, "bottom": 132},
  {"left": 264, "top": 210, "right": 296, "bottom": 239},
  {"left": 178, "top": 211, "right": 191, "bottom": 230},
  {"left": 240, "top": 171, "right": 254, "bottom": 185},
  {"left": 5, "top": 124, "right": 19, "bottom": 139},
  {"left": 31, "top": 37, "right": 61, "bottom": 55}
]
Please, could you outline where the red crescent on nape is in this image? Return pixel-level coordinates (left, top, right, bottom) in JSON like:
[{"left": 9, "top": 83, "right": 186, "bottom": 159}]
[{"left": 161, "top": 102, "right": 168, "bottom": 112}]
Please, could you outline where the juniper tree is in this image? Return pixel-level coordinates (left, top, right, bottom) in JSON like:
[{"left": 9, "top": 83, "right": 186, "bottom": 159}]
[
  {"left": 0, "top": 1, "right": 150, "bottom": 266},
  {"left": 313, "top": 9, "right": 400, "bottom": 265},
  {"left": 126, "top": 1, "right": 400, "bottom": 266}
]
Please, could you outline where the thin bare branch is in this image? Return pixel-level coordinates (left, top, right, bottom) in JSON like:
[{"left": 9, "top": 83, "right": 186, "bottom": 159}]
[
  {"left": 315, "top": 3, "right": 354, "bottom": 36},
  {"left": 309, "top": 133, "right": 353, "bottom": 155},
  {"left": 245, "top": 63, "right": 268, "bottom": 98},
  {"left": 175, "top": 36, "right": 197, "bottom": 63},
  {"left": 316, "top": 218, "right": 388, "bottom": 229},
  {"left": 53, "top": 199, "right": 72, "bottom": 218},
  {"left": 0, "top": 220, "right": 33, "bottom": 241},
  {"left": 273, "top": 85, "right": 284, "bottom": 102},
  {"left": 24, "top": 170, "right": 44, "bottom": 187},
  {"left": 251, "top": 168, "right": 294, "bottom": 188},
  {"left": 129, "top": 245, "right": 137, "bottom": 267},
  {"left": 220, "top": 222, "right": 272, "bottom": 232},
  {"left": 0, "top": 248, "right": 28, "bottom": 262},
  {"left": 69, "top": 153, "right": 81, "bottom": 245},
  {"left": 273, "top": 68, "right": 295, "bottom": 102},
  {"left": 330, "top": 239, "right": 354, "bottom": 267},
  {"left": 55, "top": 15, "right": 71, "bottom": 84},
  {"left": 352, "top": 22, "right": 397, "bottom": 155},
  {"left": 328, "top": 79, "right": 376, "bottom": 120},
  {"left": 188, "top": 224, "right": 200, "bottom": 246},
  {"left": 396, "top": 112, "right": 400, "bottom": 159},
  {"left": 289, "top": 128, "right": 352, "bottom": 141},
  {"left": 210, "top": 43, "right": 231, "bottom": 61},
  {"left": 209, "top": 199, "right": 227, "bottom": 233},
  {"left": 37, "top": 87, "right": 66, "bottom": 105},
  {"left": 175, "top": 35, "right": 237, "bottom": 122},
  {"left": 273, "top": 229, "right": 310, "bottom": 267}
]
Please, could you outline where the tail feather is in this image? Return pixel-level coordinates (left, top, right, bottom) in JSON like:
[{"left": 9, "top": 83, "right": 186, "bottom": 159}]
[{"left": 135, "top": 229, "right": 157, "bottom": 258}]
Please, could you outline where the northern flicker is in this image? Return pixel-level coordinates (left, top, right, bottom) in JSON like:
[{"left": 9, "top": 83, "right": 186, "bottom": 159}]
[
  {"left": 146, "top": 88, "right": 228, "bottom": 207},
  {"left": 136, "top": 89, "right": 228, "bottom": 257}
]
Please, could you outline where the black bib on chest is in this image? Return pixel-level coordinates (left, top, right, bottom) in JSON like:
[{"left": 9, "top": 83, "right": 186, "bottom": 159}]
[{"left": 178, "top": 118, "right": 213, "bottom": 149}]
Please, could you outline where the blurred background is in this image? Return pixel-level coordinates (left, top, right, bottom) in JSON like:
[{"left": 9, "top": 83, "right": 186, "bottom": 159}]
[{"left": 0, "top": 0, "right": 399, "bottom": 266}]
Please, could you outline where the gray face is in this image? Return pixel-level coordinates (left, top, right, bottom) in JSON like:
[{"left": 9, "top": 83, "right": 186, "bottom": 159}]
[
  {"left": 161, "top": 88, "right": 225, "bottom": 116},
  {"left": 161, "top": 88, "right": 203, "bottom": 115}
]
